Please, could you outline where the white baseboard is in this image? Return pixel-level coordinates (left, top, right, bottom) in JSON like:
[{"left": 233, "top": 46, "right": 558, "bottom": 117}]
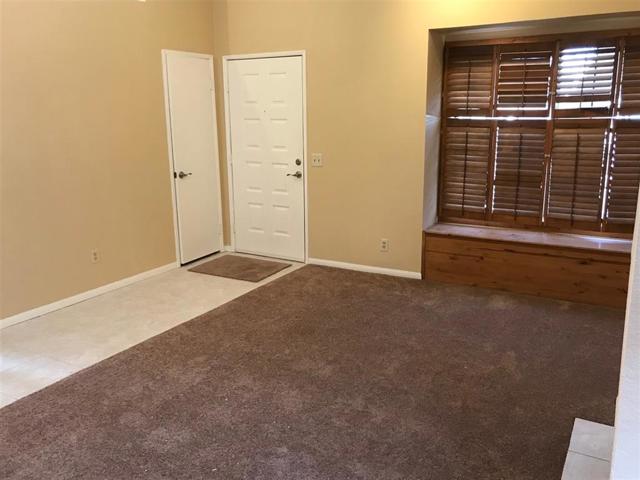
[
  {"left": 0, "top": 262, "right": 178, "bottom": 330},
  {"left": 307, "top": 257, "right": 421, "bottom": 279},
  {"left": 223, "top": 244, "right": 233, "bottom": 252}
]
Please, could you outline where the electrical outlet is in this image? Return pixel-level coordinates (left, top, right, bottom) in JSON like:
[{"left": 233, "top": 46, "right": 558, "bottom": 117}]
[
  {"left": 91, "top": 249, "right": 100, "bottom": 263},
  {"left": 311, "top": 153, "right": 323, "bottom": 167},
  {"left": 380, "top": 238, "right": 389, "bottom": 252}
]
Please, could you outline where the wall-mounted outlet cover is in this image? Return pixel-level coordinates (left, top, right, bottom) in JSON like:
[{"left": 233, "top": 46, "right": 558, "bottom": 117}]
[{"left": 311, "top": 153, "right": 323, "bottom": 167}]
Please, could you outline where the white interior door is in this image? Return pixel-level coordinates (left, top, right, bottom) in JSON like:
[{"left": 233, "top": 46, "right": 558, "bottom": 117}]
[
  {"left": 164, "top": 51, "right": 222, "bottom": 264},
  {"left": 227, "top": 55, "right": 305, "bottom": 261}
]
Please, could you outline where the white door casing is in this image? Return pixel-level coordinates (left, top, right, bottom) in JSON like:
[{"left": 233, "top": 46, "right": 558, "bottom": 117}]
[
  {"left": 163, "top": 50, "right": 223, "bottom": 264},
  {"left": 227, "top": 55, "right": 305, "bottom": 262}
]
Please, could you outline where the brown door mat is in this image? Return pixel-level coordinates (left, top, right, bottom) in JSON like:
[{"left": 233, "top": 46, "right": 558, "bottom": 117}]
[{"left": 189, "top": 254, "right": 291, "bottom": 282}]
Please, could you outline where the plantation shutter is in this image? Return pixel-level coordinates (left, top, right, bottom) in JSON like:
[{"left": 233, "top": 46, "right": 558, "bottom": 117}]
[
  {"left": 605, "top": 128, "right": 640, "bottom": 229},
  {"left": 619, "top": 39, "right": 640, "bottom": 114},
  {"left": 606, "top": 37, "right": 640, "bottom": 232},
  {"left": 444, "top": 46, "right": 494, "bottom": 117},
  {"left": 439, "top": 31, "right": 639, "bottom": 235},
  {"left": 546, "top": 127, "right": 608, "bottom": 224},
  {"left": 495, "top": 45, "right": 553, "bottom": 114},
  {"left": 555, "top": 42, "right": 617, "bottom": 113},
  {"left": 492, "top": 127, "right": 546, "bottom": 217},
  {"left": 441, "top": 126, "right": 491, "bottom": 216}
]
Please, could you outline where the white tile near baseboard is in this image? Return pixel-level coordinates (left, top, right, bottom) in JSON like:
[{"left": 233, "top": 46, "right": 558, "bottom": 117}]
[
  {"left": 0, "top": 355, "right": 76, "bottom": 408},
  {"left": 562, "top": 418, "right": 614, "bottom": 480},
  {"left": 569, "top": 418, "right": 615, "bottom": 461},
  {"left": 563, "top": 452, "right": 611, "bottom": 480},
  {"left": 0, "top": 253, "right": 303, "bottom": 408}
]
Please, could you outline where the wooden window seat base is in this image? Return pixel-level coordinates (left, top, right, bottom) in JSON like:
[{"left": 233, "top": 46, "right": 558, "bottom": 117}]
[{"left": 423, "top": 223, "right": 632, "bottom": 308}]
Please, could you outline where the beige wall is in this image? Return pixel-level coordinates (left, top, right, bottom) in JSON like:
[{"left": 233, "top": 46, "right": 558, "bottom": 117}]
[
  {"left": 0, "top": 0, "right": 216, "bottom": 318},
  {"left": 211, "top": 0, "right": 230, "bottom": 243},
  {"left": 2, "top": 0, "right": 639, "bottom": 319},
  {"left": 220, "top": 0, "right": 640, "bottom": 273}
]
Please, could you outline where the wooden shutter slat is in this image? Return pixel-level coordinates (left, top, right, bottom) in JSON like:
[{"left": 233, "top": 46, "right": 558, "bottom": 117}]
[
  {"left": 441, "top": 126, "right": 491, "bottom": 215},
  {"left": 555, "top": 43, "right": 616, "bottom": 113},
  {"left": 605, "top": 129, "right": 640, "bottom": 227},
  {"left": 444, "top": 46, "right": 494, "bottom": 117},
  {"left": 555, "top": 94, "right": 614, "bottom": 103},
  {"left": 492, "top": 127, "right": 545, "bottom": 217},
  {"left": 620, "top": 38, "right": 640, "bottom": 114},
  {"left": 496, "top": 45, "right": 553, "bottom": 113},
  {"left": 546, "top": 127, "right": 608, "bottom": 223}
]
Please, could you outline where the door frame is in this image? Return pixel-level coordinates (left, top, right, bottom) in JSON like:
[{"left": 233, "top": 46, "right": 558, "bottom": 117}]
[
  {"left": 222, "top": 50, "right": 309, "bottom": 263},
  {"left": 161, "top": 49, "right": 224, "bottom": 265}
]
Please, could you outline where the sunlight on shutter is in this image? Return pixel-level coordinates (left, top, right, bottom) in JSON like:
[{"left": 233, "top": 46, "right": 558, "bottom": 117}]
[
  {"left": 619, "top": 40, "right": 640, "bottom": 114},
  {"left": 555, "top": 43, "right": 616, "bottom": 113},
  {"left": 606, "top": 128, "right": 640, "bottom": 231},
  {"left": 442, "top": 126, "right": 491, "bottom": 216},
  {"left": 547, "top": 127, "right": 608, "bottom": 224},
  {"left": 492, "top": 127, "right": 546, "bottom": 217},
  {"left": 496, "top": 45, "right": 553, "bottom": 115},
  {"left": 445, "top": 46, "right": 494, "bottom": 117}
]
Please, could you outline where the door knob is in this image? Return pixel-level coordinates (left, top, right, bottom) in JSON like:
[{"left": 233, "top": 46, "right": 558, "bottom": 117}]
[
  {"left": 177, "top": 171, "right": 192, "bottom": 179},
  {"left": 287, "top": 171, "right": 302, "bottom": 179}
]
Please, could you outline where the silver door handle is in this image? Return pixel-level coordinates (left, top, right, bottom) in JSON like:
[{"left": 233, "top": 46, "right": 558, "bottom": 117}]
[
  {"left": 177, "top": 171, "right": 192, "bottom": 179},
  {"left": 287, "top": 171, "right": 302, "bottom": 179}
]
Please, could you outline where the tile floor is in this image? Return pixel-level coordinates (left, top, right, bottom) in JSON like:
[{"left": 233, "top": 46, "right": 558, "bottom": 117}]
[
  {"left": 562, "top": 418, "right": 614, "bottom": 480},
  {"left": 0, "top": 252, "right": 303, "bottom": 408}
]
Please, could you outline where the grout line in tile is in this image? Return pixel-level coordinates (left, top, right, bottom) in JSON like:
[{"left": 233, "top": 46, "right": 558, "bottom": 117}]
[{"left": 567, "top": 450, "right": 612, "bottom": 463}]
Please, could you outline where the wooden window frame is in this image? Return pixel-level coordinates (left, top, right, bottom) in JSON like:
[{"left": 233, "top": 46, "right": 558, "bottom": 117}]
[{"left": 438, "top": 28, "right": 640, "bottom": 238}]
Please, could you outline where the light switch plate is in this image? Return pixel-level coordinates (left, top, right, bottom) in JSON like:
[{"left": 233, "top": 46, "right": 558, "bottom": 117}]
[{"left": 311, "top": 153, "right": 323, "bottom": 167}]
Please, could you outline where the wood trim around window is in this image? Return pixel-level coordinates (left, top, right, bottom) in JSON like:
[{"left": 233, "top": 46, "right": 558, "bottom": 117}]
[{"left": 445, "top": 28, "right": 640, "bottom": 48}]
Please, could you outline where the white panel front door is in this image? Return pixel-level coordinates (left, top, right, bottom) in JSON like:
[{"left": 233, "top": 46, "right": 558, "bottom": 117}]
[
  {"left": 227, "top": 56, "right": 305, "bottom": 261},
  {"left": 164, "top": 51, "right": 222, "bottom": 264}
]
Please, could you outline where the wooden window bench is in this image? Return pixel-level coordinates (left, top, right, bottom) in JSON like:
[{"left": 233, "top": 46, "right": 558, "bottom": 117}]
[{"left": 422, "top": 223, "right": 632, "bottom": 308}]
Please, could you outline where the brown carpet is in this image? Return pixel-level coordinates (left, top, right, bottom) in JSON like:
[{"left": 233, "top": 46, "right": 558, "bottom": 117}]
[
  {"left": 0, "top": 266, "right": 624, "bottom": 480},
  {"left": 189, "top": 254, "right": 290, "bottom": 282}
]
